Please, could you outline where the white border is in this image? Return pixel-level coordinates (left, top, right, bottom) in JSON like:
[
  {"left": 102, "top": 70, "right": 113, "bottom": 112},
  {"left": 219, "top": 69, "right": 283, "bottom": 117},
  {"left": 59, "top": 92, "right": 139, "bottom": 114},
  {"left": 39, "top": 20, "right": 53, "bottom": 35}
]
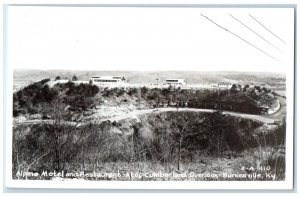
[{"left": 2, "top": 0, "right": 297, "bottom": 191}]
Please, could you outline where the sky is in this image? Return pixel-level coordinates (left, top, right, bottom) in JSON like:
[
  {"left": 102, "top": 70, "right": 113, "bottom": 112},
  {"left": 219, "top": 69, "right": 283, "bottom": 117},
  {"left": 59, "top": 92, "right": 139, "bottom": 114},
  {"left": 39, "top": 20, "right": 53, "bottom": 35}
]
[{"left": 7, "top": 6, "right": 294, "bottom": 73}]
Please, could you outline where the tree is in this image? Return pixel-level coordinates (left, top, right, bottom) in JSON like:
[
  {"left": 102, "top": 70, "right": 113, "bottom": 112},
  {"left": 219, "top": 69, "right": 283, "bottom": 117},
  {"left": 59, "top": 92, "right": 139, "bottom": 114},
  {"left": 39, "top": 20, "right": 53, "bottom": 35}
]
[
  {"left": 37, "top": 101, "right": 90, "bottom": 171},
  {"left": 40, "top": 78, "right": 51, "bottom": 85},
  {"left": 141, "top": 86, "right": 148, "bottom": 95},
  {"left": 72, "top": 75, "right": 78, "bottom": 81},
  {"left": 127, "top": 88, "right": 138, "bottom": 96},
  {"left": 202, "top": 111, "right": 243, "bottom": 155},
  {"left": 41, "top": 84, "right": 57, "bottom": 102},
  {"left": 169, "top": 112, "right": 201, "bottom": 170},
  {"left": 243, "top": 84, "right": 250, "bottom": 92},
  {"left": 55, "top": 76, "right": 61, "bottom": 81},
  {"left": 161, "top": 87, "right": 171, "bottom": 97},
  {"left": 13, "top": 94, "right": 21, "bottom": 117},
  {"left": 262, "top": 87, "right": 268, "bottom": 93},
  {"left": 254, "top": 86, "right": 261, "bottom": 92},
  {"left": 230, "top": 84, "right": 238, "bottom": 93},
  {"left": 13, "top": 79, "right": 59, "bottom": 115},
  {"left": 237, "top": 84, "right": 242, "bottom": 91}
]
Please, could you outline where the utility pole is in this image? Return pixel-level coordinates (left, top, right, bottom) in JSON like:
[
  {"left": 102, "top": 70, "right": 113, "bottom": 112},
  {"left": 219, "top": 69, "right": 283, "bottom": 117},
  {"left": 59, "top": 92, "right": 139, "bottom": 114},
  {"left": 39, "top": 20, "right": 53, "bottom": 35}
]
[{"left": 156, "top": 75, "right": 159, "bottom": 86}]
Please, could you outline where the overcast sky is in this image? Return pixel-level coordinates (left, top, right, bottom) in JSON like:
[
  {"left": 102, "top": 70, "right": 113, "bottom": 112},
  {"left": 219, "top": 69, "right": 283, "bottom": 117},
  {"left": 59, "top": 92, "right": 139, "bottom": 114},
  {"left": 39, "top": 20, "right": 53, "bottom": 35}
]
[{"left": 7, "top": 6, "right": 294, "bottom": 73}]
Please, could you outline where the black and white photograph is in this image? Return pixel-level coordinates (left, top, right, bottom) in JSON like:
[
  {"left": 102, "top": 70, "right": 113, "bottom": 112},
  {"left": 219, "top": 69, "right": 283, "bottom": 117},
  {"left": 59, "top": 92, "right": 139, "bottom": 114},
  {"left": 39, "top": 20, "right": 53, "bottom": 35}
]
[{"left": 4, "top": 3, "right": 295, "bottom": 190}]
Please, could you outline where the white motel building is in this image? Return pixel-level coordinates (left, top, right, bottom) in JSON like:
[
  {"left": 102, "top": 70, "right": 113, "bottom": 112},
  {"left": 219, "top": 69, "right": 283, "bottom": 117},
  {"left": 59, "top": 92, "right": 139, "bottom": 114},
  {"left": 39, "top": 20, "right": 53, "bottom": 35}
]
[
  {"left": 165, "top": 79, "right": 186, "bottom": 86},
  {"left": 90, "top": 76, "right": 127, "bottom": 84}
]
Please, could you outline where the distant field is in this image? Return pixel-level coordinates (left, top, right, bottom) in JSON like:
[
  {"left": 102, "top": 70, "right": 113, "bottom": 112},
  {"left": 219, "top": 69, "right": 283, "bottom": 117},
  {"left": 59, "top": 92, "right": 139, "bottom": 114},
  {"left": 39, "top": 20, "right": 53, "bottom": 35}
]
[
  {"left": 13, "top": 79, "right": 32, "bottom": 91},
  {"left": 275, "top": 90, "right": 286, "bottom": 97},
  {"left": 13, "top": 69, "right": 286, "bottom": 86}
]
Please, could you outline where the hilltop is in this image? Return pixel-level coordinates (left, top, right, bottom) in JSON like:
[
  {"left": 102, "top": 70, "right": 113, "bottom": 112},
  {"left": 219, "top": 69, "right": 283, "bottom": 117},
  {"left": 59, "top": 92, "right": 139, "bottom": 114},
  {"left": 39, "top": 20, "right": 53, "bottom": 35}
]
[{"left": 14, "top": 69, "right": 285, "bottom": 86}]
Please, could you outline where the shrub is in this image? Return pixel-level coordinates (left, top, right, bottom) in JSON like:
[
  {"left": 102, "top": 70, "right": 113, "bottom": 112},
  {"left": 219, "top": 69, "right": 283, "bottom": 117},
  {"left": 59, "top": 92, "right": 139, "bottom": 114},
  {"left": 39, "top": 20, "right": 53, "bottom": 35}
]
[
  {"left": 116, "top": 88, "right": 126, "bottom": 97},
  {"left": 127, "top": 88, "right": 138, "bottom": 96},
  {"left": 141, "top": 86, "right": 148, "bottom": 95}
]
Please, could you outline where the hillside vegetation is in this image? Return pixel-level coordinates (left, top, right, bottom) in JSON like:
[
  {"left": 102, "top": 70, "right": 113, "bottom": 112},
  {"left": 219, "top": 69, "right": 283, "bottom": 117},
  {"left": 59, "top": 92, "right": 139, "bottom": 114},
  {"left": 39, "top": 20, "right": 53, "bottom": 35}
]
[
  {"left": 12, "top": 77, "right": 286, "bottom": 181},
  {"left": 13, "top": 111, "right": 285, "bottom": 180},
  {"left": 13, "top": 78, "right": 277, "bottom": 119},
  {"left": 13, "top": 79, "right": 99, "bottom": 117}
]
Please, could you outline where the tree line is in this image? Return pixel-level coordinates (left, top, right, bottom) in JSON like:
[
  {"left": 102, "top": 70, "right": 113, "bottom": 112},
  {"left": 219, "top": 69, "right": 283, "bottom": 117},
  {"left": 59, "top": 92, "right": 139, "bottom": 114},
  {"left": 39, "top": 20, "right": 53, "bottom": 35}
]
[
  {"left": 13, "top": 79, "right": 274, "bottom": 118},
  {"left": 13, "top": 79, "right": 99, "bottom": 117}
]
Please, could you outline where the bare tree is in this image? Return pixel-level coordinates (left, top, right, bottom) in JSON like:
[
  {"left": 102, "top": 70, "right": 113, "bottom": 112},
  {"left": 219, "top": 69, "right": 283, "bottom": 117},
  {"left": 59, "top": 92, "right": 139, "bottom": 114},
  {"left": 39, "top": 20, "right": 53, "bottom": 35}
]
[
  {"left": 37, "top": 101, "right": 91, "bottom": 171},
  {"left": 169, "top": 112, "right": 201, "bottom": 170}
]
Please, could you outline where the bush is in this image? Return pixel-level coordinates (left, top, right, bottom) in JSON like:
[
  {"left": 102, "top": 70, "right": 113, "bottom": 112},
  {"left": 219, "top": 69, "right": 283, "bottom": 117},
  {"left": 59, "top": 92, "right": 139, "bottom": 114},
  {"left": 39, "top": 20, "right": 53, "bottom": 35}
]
[
  {"left": 102, "top": 88, "right": 116, "bottom": 97},
  {"left": 13, "top": 79, "right": 59, "bottom": 115},
  {"left": 127, "top": 88, "right": 138, "bottom": 96},
  {"left": 13, "top": 79, "right": 100, "bottom": 116},
  {"left": 116, "top": 88, "right": 126, "bottom": 97},
  {"left": 141, "top": 86, "right": 148, "bottom": 95}
]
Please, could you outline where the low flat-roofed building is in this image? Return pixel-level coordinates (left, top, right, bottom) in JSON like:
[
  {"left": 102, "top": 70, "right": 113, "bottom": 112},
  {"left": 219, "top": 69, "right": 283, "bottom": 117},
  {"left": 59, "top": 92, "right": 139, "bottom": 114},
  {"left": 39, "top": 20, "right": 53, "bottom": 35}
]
[
  {"left": 91, "top": 76, "right": 126, "bottom": 84},
  {"left": 165, "top": 79, "right": 186, "bottom": 86}
]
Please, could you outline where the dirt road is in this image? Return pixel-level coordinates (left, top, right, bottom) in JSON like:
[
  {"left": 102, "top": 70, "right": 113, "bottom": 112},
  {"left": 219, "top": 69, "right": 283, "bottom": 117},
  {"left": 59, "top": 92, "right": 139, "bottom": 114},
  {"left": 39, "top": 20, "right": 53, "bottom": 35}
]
[
  {"left": 266, "top": 97, "right": 286, "bottom": 121},
  {"left": 102, "top": 107, "right": 277, "bottom": 124},
  {"left": 15, "top": 106, "right": 281, "bottom": 127}
]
